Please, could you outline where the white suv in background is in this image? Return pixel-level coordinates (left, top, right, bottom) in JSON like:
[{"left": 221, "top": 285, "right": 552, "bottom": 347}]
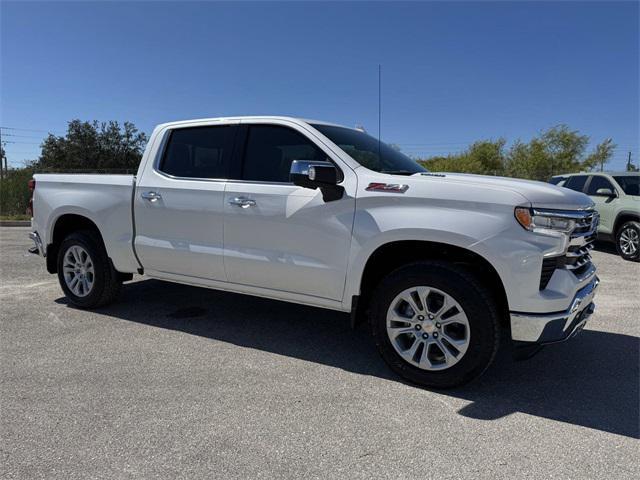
[{"left": 552, "top": 172, "right": 640, "bottom": 261}]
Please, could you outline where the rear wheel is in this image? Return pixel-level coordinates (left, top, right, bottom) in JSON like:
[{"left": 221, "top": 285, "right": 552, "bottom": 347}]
[
  {"left": 370, "top": 261, "right": 500, "bottom": 388},
  {"left": 57, "top": 231, "right": 122, "bottom": 308},
  {"left": 616, "top": 221, "right": 640, "bottom": 262}
]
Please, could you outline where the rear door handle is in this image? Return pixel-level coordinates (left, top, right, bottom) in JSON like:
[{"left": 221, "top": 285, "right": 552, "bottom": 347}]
[
  {"left": 141, "top": 191, "right": 162, "bottom": 202},
  {"left": 228, "top": 196, "right": 256, "bottom": 208}
]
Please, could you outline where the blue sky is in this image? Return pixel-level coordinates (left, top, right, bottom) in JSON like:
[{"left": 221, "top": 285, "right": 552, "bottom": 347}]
[{"left": 1, "top": 1, "right": 638, "bottom": 169}]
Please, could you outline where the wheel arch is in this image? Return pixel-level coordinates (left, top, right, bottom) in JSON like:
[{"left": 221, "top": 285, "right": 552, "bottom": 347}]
[
  {"left": 46, "top": 213, "right": 106, "bottom": 274},
  {"left": 352, "top": 240, "right": 510, "bottom": 331},
  {"left": 613, "top": 211, "right": 640, "bottom": 236}
]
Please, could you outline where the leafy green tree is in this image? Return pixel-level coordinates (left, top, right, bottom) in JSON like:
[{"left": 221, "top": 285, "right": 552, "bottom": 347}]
[
  {"left": 418, "top": 125, "right": 615, "bottom": 181},
  {"left": 419, "top": 139, "right": 506, "bottom": 175},
  {"left": 0, "top": 167, "right": 35, "bottom": 217},
  {"left": 36, "top": 120, "right": 147, "bottom": 172}
]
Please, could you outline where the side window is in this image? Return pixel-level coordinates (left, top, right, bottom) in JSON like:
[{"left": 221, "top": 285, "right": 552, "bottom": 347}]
[
  {"left": 159, "top": 126, "right": 235, "bottom": 179},
  {"left": 586, "top": 176, "right": 615, "bottom": 195},
  {"left": 241, "top": 125, "right": 327, "bottom": 183},
  {"left": 564, "top": 175, "right": 588, "bottom": 192}
]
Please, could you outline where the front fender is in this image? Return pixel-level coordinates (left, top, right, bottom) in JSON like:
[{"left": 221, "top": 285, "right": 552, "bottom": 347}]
[{"left": 343, "top": 202, "right": 515, "bottom": 309}]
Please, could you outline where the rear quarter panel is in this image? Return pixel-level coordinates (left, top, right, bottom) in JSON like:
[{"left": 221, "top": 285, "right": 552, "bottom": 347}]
[{"left": 33, "top": 174, "right": 139, "bottom": 273}]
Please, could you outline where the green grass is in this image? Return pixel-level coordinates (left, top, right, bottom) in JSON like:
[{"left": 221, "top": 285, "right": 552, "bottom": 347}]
[{"left": 0, "top": 214, "right": 31, "bottom": 221}]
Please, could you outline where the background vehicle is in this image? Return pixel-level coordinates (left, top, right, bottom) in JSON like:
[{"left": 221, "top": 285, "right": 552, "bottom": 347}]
[
  {"left": 551, "top": 172, "right": 640, "bottom": 261},
  {"left": 29, "top": 116, "right": 599, "bottom": 388}
]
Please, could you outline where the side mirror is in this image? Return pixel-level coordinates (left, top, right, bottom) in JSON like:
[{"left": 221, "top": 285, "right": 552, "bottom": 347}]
[
  {"left": 290, "top": 160, "right": 338, "bottom": 188},
  {"left": 290, "top": 160, "right": 343, "bottom": 202},
  {"left": 595, "top": 187, "right": 616, "bottom": 197}
]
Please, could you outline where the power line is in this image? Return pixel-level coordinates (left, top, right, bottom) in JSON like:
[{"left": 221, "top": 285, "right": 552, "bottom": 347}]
[
  {"left": 0, "top": 126, "right": 56, "bottom": 133},
  {"left": 1, "top": 133, "right": 46, "bottom": 139}
]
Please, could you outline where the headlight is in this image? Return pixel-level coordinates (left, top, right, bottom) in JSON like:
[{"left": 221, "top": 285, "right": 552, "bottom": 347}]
[{"left": 514, "top": 207, "right": 576, "bottom": 234}]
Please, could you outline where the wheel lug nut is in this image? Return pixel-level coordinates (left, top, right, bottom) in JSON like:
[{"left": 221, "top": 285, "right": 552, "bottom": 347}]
[
  {"left": 422, "top": 333, "right": 429, "bottom": 339},
  {"left": 428, "top": 314, "right": 434, "bottom": 320},
  {"left": 417, "top": 315, "right": 424, "bottom": 321},
  {"left": 415, "top": 324, "right": 422, "bottom": 330},
  {"left": 435, "top": 322, "right": 441, "bottom": 328},
  {"left": 433, "top": 332, "right": 439, "bottom": 338}
]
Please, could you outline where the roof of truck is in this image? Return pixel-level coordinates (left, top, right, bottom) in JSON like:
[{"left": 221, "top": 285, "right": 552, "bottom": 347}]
[{"left": 155, "top": 116, "right": 351, "bottom": 130}]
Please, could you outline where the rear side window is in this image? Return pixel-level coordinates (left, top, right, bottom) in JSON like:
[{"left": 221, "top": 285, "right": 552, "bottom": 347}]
[
  {"left": 586, "top": 176, "right": 615, "bottom": 195},
  {"left": 241, "top": 125, "right": 327, "bottom": 183},
  {"left": 564, "top": 175, "right": 588, "bottom": 192},
  {"left": 159, "top": 126, "right": 235, "bottom": 179}
]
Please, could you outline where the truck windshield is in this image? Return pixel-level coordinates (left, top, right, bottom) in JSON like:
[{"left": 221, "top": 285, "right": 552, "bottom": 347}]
[
  {"left": 311, "top": 124, "right": 427, "bottom": 175},
  {"left": 613, "top": 175, "right": 640, "bottom": 196}
]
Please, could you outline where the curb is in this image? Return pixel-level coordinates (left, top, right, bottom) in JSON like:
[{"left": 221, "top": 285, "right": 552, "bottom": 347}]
[{"left": 0, "top": 221, "right": 31, "bottom": 227}]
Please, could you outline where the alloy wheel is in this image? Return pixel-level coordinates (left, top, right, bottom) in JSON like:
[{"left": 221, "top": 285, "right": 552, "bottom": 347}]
[
  {"left": 619, "top": 227, "right": 639, "bottom": 256},
  {"left": 62, "top": 245, "right": 95, "bottom": 297},
  {"left": 386, "top": 286, "right": 470, "bottom": 371}
]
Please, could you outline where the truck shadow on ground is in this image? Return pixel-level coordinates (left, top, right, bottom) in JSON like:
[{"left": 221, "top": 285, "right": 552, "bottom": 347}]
[{"left": 58, "top": 278, "right": 639, "bottom": 439}]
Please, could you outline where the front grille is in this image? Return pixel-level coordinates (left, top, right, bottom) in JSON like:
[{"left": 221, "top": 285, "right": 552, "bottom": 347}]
[
  {"left": 539, "top": 211, "right": 598, "bottom": 290},
  {"left": 564, "top": 211, "right": 598, "bottom": 277}
]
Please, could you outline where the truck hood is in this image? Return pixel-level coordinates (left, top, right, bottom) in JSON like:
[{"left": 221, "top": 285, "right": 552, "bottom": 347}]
[{"left": 416, "top": 172, "right": 595, "bottom": 210}]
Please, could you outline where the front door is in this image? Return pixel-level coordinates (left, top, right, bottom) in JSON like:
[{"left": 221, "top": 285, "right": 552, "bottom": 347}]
[
  {"left": 223, "top": 123, "right": 355, "bottom": 301},
  {"left": 586, "top": 175, "right": 618, "bottom": 235},
  {"left": 134, "top": 124, "right": 237, "bottom": 281}
]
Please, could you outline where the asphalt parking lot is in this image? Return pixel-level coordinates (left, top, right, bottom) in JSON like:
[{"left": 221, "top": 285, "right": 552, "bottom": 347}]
[{"left": 1, "top": 226, "right": 638, "bottom": 479}]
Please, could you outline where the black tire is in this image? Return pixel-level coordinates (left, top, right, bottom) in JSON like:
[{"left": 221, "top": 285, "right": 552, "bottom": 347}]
[
  {"left": 56, "top": 230, "right": 122, "bottom": 308},
  {"left": 615, "top": 221, "right": 640, "bottom": 262},
  {"left": 370, "top": 261, "right": 500, "bottom": 389}
]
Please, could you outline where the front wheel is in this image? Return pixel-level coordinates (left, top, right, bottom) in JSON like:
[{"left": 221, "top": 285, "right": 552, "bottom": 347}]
[
  {"left": 616, "top": 221, "right": 640, "bottom": 262},
  {"left": 370, "top": 261, "right": 500, "bottom": 388},
  {"left": 57, "top": 231, "right": 122, "bottom": 308}
]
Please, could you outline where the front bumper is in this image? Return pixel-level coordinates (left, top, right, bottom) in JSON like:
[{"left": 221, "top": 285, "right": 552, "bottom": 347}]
[{"left": 510, "top": 275, "right": 599, "bottom": 344}]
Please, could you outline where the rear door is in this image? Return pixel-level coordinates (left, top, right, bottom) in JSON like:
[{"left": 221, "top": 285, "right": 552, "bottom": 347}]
[
  {"left": 134, "top": 123, "right": 238, "bottom": 281},
  {"left": 222, "top": 121, "right": 356, "bottom": 301}
]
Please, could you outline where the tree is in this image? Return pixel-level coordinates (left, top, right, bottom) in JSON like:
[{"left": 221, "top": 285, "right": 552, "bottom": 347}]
[
  {"left": 418, "top": 125, "right": 616, "bottom": 181},
  {"left": 36, "top": 120, "right": 148, "bottom": 172},
  {"left": 419, "top": 139, "right": 506, "bottom": 175}
]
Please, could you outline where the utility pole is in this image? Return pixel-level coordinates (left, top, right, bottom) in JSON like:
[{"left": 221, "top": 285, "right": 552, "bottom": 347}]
[
  {"left": 628, "top": 151, "right": 632, "bottom": 171},
  {"left": 0, "top": 127, "right": 4, "bottom": 181},
  {"left": 378, "top": 64, "right": 382, "bottom": 161}
]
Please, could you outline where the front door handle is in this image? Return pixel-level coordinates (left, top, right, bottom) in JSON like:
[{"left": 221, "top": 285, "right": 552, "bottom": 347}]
[
  {"left": 228, "top": 196, "right": 256, "bottom": 208},
  {"left": 141, "top": 191, "right": 162, "bottom": 202}
]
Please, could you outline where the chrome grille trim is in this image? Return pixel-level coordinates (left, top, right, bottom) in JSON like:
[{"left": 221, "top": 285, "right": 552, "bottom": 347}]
[{"left": 563, "top": 211, "right": 598, "bottom": 277}]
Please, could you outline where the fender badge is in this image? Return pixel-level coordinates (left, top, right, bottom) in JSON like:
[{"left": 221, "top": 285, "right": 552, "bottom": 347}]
[{"left": 366, "top": 182, "right": 409, "bottom": 193}]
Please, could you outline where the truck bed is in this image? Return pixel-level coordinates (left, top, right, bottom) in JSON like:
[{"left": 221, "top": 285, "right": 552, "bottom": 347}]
[{"left": 32, "top": 174, "right": 140, "bottom": 273}]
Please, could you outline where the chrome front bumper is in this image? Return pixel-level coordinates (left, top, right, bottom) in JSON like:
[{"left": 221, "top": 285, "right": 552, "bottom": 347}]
[
  {"left": 510, "top": 276, "right": 599, "bottom": 344},
  {"left": 28, "top": 231, "right": 45, "bottom": 257}
]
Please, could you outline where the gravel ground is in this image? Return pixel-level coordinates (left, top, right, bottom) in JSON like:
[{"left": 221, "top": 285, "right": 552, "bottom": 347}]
[{"left": 1, "top": 226, "right": 638, "bottom": 479}]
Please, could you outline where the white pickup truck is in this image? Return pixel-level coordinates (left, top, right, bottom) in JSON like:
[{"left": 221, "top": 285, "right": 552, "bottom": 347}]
[{"left": 29, "top": 116, "right": 600, "bottom": 387}]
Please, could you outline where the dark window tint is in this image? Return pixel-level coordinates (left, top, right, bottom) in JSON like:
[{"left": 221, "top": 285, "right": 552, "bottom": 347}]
[
  {"left": 586, "top": 176, "right": 615, "bottom": 195},
  {"left": 564, "top": 175, "right": 588, "bottom": 192},
  {"left": 159, "top": 126, "right": 235, "bottom": 179},
  {"left": 549, "top": 176, "right": 567, "bottom": 185},
  {"left": 311, "top": 124, "right": 426, "bottom": 175},
  {"left": 613, "top": 176, "right": 640, "bottom": 196},
  {"left": 242, "top": 125, "right": 327, "bottom": 182}
]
